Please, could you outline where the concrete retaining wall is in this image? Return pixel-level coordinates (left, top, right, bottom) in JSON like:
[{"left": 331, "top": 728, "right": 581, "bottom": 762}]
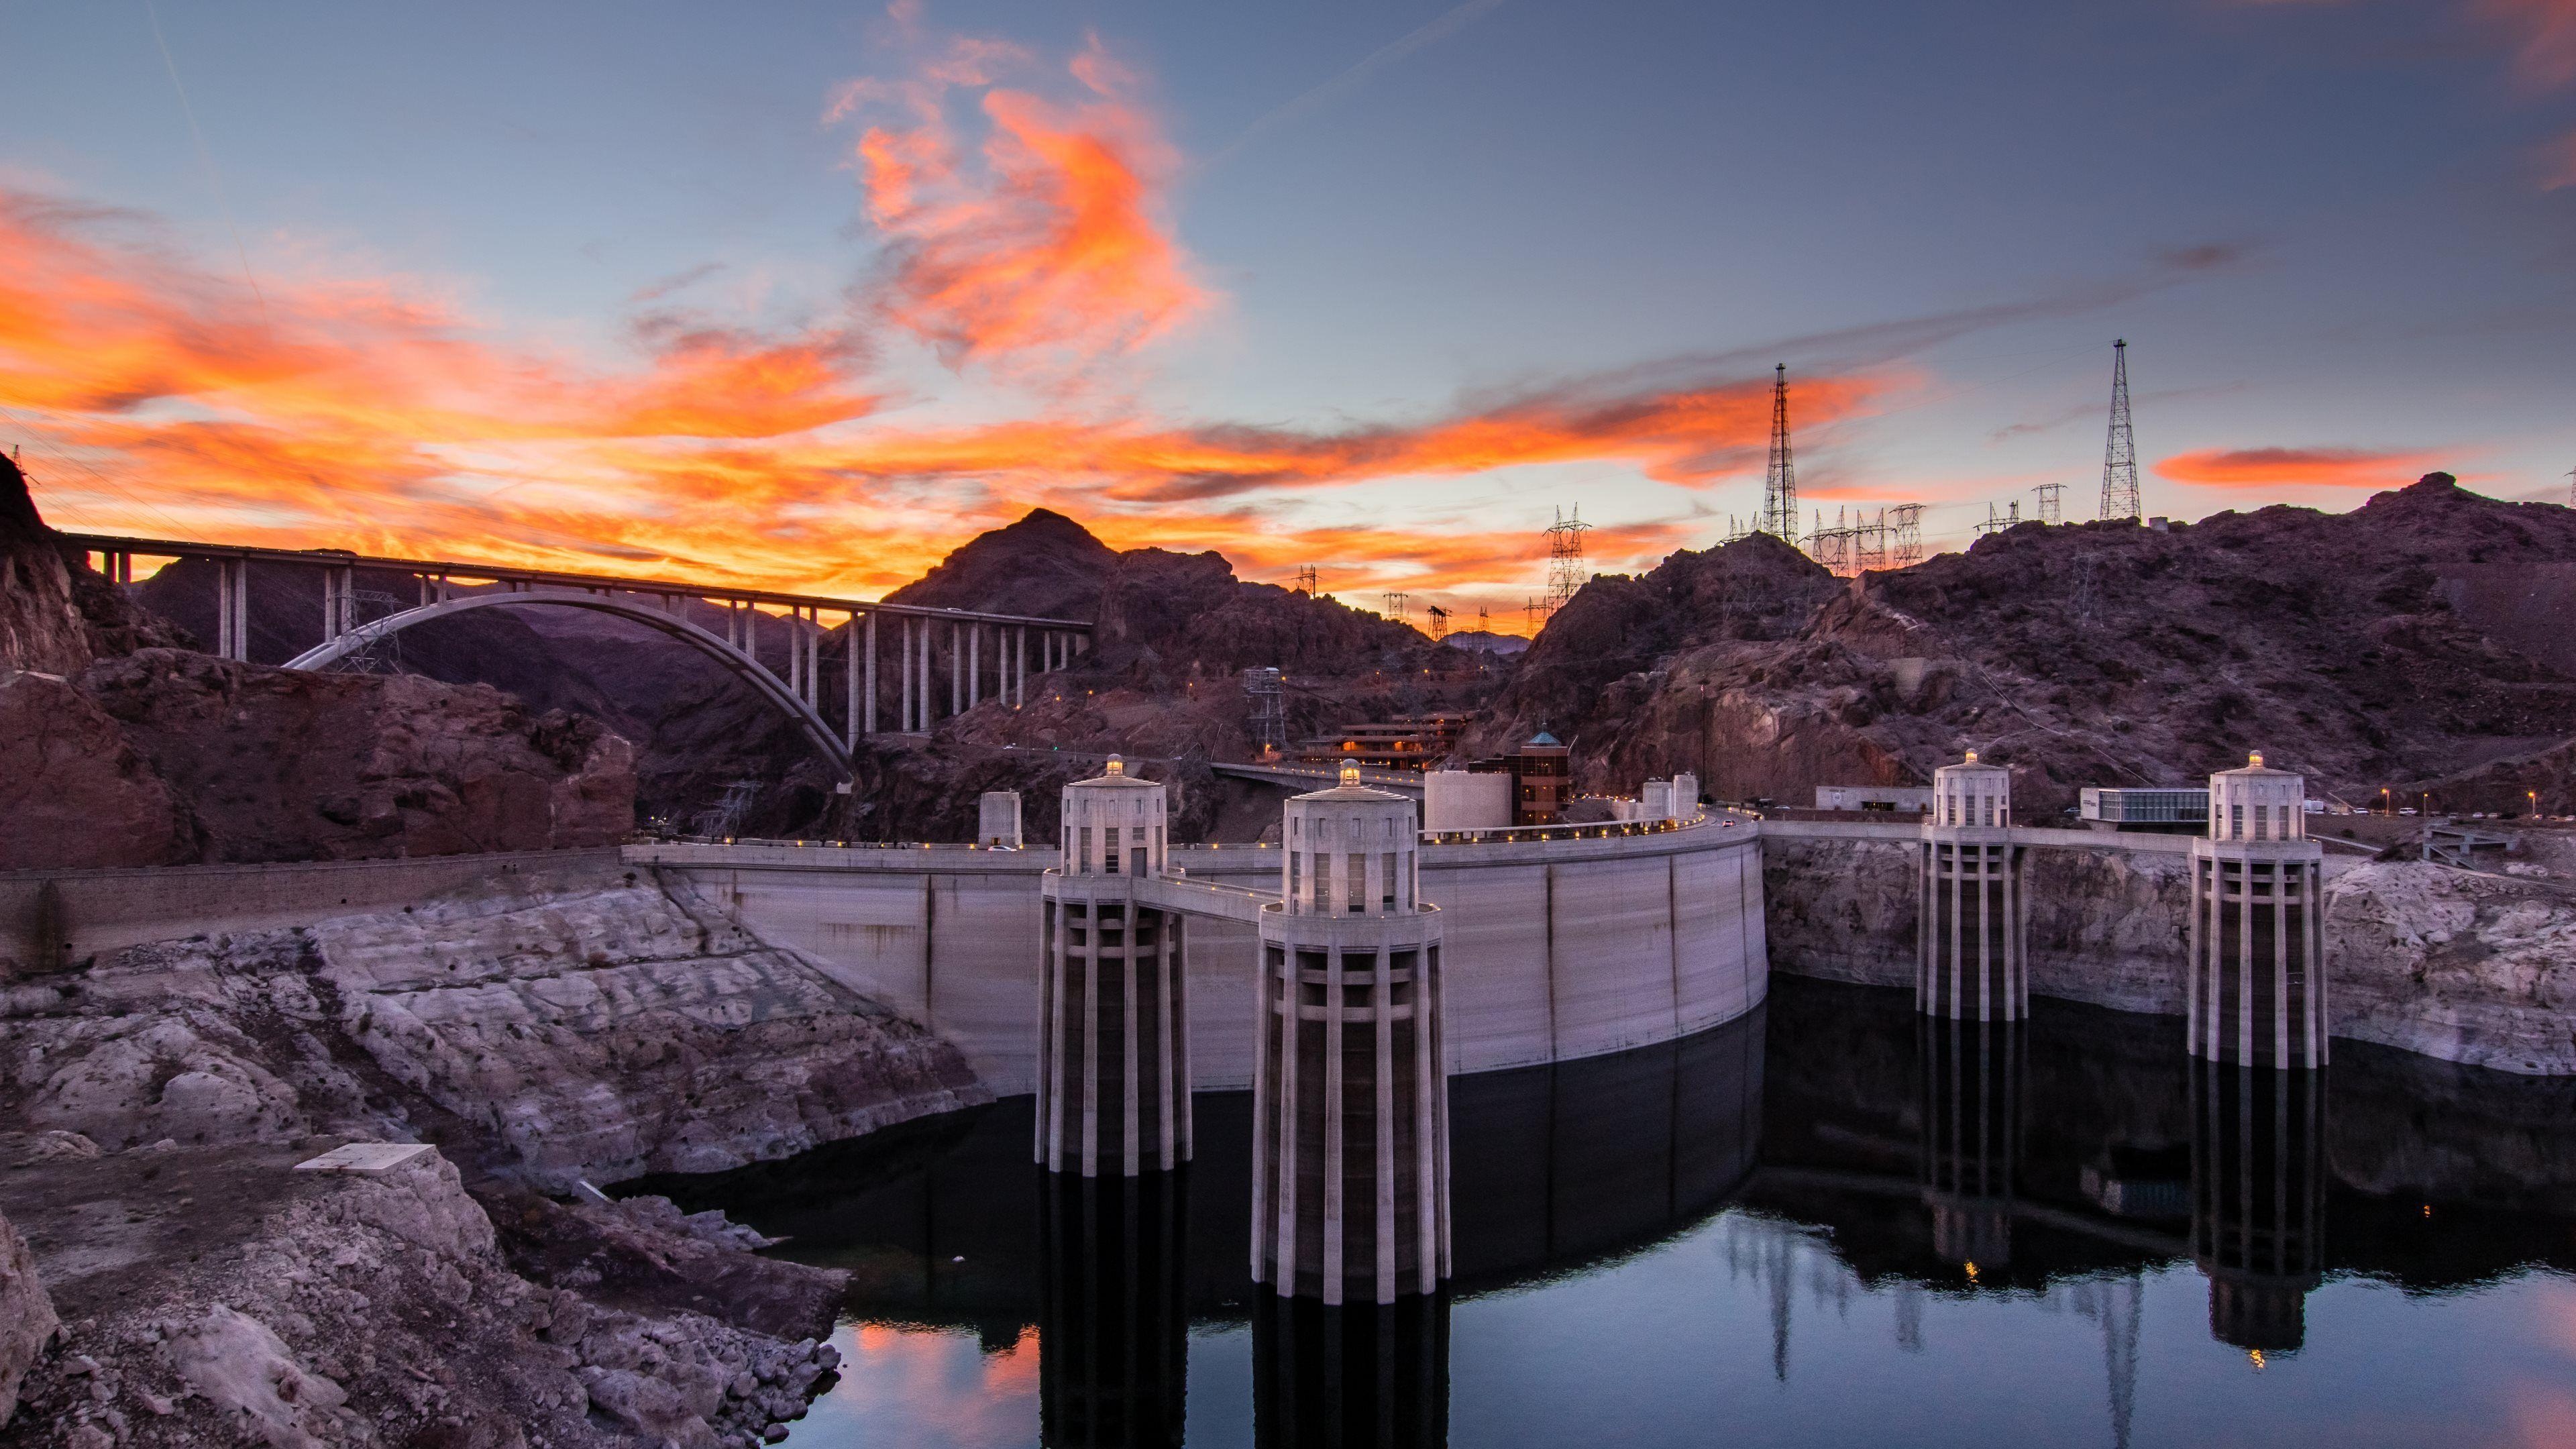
[
  {"left": 626, "top": 819, "right": 1770, "bottom": 1094},
  {"left": 1, "top": 848, "right": 623, "bottom": 975}
]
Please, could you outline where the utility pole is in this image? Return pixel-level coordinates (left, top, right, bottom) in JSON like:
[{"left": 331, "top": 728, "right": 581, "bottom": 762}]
[
  {"left": 1762, "top": 364, "right": 1799, "bottom": 540},
  {"left": 2100, "top": 339, "right": 2141, "bottom": 523},
  {"left": 2033, "top": 482, "right": 2064, "bottom": 525}
]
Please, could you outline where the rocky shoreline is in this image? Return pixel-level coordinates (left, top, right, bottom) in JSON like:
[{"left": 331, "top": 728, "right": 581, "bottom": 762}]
[{"left": 0, "top": 859, "right": 989, "bottom": 1446}]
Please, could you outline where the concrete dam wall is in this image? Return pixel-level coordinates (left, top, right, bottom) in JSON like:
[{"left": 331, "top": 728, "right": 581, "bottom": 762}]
[{"left": 627, "top": 817, "right": 1770, "bottom": 1095}]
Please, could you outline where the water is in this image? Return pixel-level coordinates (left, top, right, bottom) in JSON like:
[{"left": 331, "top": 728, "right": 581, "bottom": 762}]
[{"left": 637, "top": 978, "right": 2576, "bottom": 1447}]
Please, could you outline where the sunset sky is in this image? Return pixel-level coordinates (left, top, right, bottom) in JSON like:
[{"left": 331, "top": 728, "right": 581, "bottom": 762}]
[{"left": 3, "top": 0, "right": 2572, "bottom": 618}]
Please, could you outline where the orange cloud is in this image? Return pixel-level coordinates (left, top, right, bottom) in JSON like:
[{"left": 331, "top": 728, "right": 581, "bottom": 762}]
[
  {"left": 835, "top": 22, "right": 1208, "bottom": 376},
  {"left": 1, "top": 178, "right": 1863, "bottom": 602},
  {"left": 2156, "top": 445, "right": 2451, "bottom": 488}
]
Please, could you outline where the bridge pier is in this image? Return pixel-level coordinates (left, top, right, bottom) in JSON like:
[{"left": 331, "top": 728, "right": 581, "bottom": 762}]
[{"left": 1039, "top": 758, "right": 1191, "bottom": 1177}]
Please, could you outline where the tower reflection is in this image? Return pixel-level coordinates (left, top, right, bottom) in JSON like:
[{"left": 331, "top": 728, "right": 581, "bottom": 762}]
[
  {"left": 1038, "top": 1171, "right": 1189, "bottom": 1448},
  {"left": 1252, "top": 1291, "right": 1450, "bottom": 1448},
  {"left": 1920, "top": 1016, "right": 2023, "bottom": 1273},
  {"left": 2191, "top": 1062, "right": 2325, "bottom": 1352}
]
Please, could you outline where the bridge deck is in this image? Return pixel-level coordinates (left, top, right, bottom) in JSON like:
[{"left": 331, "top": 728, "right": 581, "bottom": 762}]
[{"left": 59, "top": 531, "right": 1090, "bottom": 629}]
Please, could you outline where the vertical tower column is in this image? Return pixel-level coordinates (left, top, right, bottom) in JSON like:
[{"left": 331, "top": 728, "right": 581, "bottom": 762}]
[
  {"left": 1918, "top": 751, "right": 2026, "bottom": 1020},
  {"left": 1039, "top": 757, "right": 1191, "bottom": 1177},
  {"left": 2192, "top": 1059, "right": 2324, "bottom": 1352},
  {"left": 1254, "top": 766, "right": 1449, "bottom": 1305},
  {"left": 2188, "top": 753, "right": 2328, "bottom": 1068},
  {"left": 917, "top": 618, "right": 932, "bottom": 731},
  {"left": 969, "top": 624, "right": 981, "bottom": 708},
  {"left": 1920, "top": 1016, "right": 2021, "bottom": 1274}
]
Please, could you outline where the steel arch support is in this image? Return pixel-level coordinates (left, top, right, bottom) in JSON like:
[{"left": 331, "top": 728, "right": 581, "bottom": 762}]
[{"left": 280, "top": 588, "right": 851, "bottom": 782}]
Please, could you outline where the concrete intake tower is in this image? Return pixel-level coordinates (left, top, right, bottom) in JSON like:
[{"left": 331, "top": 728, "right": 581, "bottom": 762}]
[
  {"left": 1253, "top": 765, "right": 1452, "bottom": 1304},
  {"left": 2188, "top": 754, "right": 2326, "bottom": 1069},
  {"left": 1919, "top": 751, "right": 2027, "bottom": 1021},
  {"left": 1037, "top": 758, "right": 1192, "bottom": 1176}
]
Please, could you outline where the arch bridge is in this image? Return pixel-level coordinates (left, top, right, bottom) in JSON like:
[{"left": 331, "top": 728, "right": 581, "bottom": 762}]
[{"left": 61, "top": 533, "right": 1095, "bottom": 785}]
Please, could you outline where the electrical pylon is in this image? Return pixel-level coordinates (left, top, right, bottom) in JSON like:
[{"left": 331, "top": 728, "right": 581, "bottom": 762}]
[
  {"left": 1544, "top": 506, "right": 1591, "bottom": 614},
  {"left": 1762, "top": 363, "right": 1798, "bottom": 539},
  {"left": 2100, "top": 339, "right": 2141, "bottom": 523}
]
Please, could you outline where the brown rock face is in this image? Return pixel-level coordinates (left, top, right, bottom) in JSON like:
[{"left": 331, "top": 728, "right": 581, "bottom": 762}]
[
  {"left": 1477, "top": 475, "right": 2576, "bottom": 815},
  {"left": 0, "top": 455, "right": 189, "bottom": 675},
  {"left": 885, "top": 506, "right": 1118, "bottom": 620},
  {"left": 0, "top": 1206, "right": 55, "bottom": 1429},
  {"left": 0, "top": 672, "right": 187, "bottom": 870},
  {"left": 74, "top": 648, "right": 635, "bottom": 863}
]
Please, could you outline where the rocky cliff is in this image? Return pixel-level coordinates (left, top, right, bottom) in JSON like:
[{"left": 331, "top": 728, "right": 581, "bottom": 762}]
[
  {"left": 1476, "top": 476, "right": 2576, "bottom": 816},
  {"left": 2326, "top": 859, "right": 2576, "bottom": 1075},
  {"left": 0, "top": 1208, "right": 50, "bottom": 1430}
]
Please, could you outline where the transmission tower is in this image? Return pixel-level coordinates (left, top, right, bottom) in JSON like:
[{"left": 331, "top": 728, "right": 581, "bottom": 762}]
[
  {"left": 1242, "top": 667, "right": 1285, "bottom": 755},
  {"left": 1761, "top": 364, "right": 1798, "bottom": 539},
  {"left": 1544, "top": 505, "right": 1591, "bottom": 614},
  {"left": 1525, "top": 596, "right": 1545, "bottom": 635},
  {"left": 1888, "top": 504, "right": 1924, "bottom": 568},
  {"left": 1294, "top": 564, "right": 1318, "bottom": 596},
  {"left": 1974, "top": 500, "right": 2023, "bottom": 537},
  {"left": 2100, "top": 339, "right": 2141, "bottom": 523},
  {"left": 2033, "top": 482, "right": 2064, "bottom": 525},
  {"left": 1381, "top": 590, "right": 1408, "bottom": 622},
  {"left": 1426, "top": 604, "right": 1449, "bottom": 641},
  {"left": 1477, "top": 604, "right": 1490, "bottom": 633}
]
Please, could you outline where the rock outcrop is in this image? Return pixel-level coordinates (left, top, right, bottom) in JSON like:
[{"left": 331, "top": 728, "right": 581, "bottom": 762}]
[
  {"left": 0, "top": 1208, "right": 53, "bottom": 1429},
  {"left": 1474, "top": 475, "right": 2576, "bottom": 816},
  {"left": 0, "top": 860, "right": 983, "bottom": 1186},
  {"left": 0, "top": 1139, "right": 846, "bottom": 1449},
  {"left": 2325, "top": 860, "right": 2576, "bottom": 1074}
]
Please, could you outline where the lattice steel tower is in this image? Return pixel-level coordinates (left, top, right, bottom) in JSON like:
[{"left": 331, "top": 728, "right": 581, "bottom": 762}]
[
  {"left": 1544, "top": 506, "right": 1591, "bottom": 615},
  {"left": 2100, "top": 340, "right": 2141, "bottom": 523},
  {"left": 1762, "top": 364, "right": 1799, "bottom": 539}
]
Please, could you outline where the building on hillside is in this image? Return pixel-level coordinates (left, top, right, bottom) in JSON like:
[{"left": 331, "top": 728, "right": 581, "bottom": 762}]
[
  {"left": 1456, "top": 732, "right": 1572, "bottom": 826},
  {"left": 1815, "top": 784, "right": 1935, "bottom": 814},
  {"left": 1293, "top": 713, "right": 1474, "bottom": 771},
  {"left": 2080, "top": 787, "right": 2210, "bottom": 835},
  {"left": 978, "top": 790, "right": 1024, "bottom": 849}
]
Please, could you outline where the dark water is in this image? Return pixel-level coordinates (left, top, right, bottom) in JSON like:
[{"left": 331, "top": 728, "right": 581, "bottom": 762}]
[{"left": 639, "top": 979, "right": 2576, "bottom": 1447}]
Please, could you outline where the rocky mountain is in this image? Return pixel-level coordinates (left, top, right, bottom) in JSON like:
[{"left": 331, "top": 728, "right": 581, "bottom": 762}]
[
  {"left": 883, "top": 506, "right": 1118, "bottom": 620},
  {"left": 1, "top": 459, "right": 636, "bottom": 867},
  {"left": 1474, "top": 475, "right": 2576, "bottom": 816}
]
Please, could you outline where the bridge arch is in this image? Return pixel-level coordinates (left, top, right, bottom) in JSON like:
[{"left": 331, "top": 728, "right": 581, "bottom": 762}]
[{"left": 280, "top": 588, "right": 849, "bottom": 780}]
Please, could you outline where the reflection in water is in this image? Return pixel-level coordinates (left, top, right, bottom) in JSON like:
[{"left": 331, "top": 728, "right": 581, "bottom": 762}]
[
  {"left": 636, "top": 977, "right": 2576, "bottom": 1447},
  {"left": 1919, "top": 1018, "right": 2021, "bottom": 1271},
  {"left": 1038, "top": 1172, "right": 1188, "bottom": 1448},
  {"left": 2192, "top": 1063, "right": 2324, "bottom": 1353},
  {"left": 1252, "top": 1293, "right": 1449, "bottom": 1448}
]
